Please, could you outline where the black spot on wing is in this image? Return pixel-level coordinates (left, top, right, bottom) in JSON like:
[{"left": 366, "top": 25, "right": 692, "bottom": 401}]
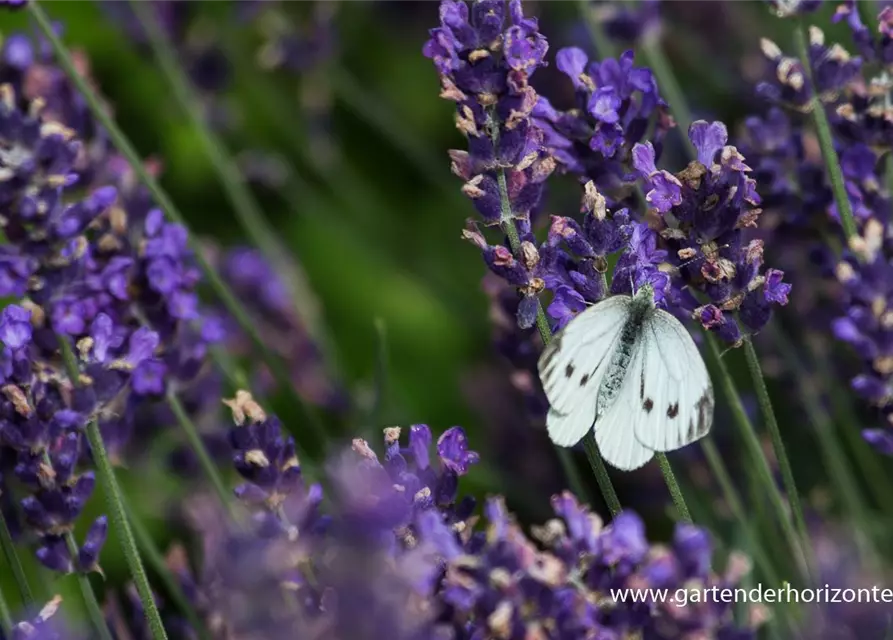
[
  {"left": 685, "top": 390, "right": 713, "bottom": 443},
  {"left": 695, "top": 390, "right": 712, "bottom": 437},
  {"left": 580, "top": 374, "right": 590, "bottom": 386},
  {"left": 667, "top": 403, "right": 679, "bottom": 418},
  {"left": 639, "top": 369, "right": 645, "bottom": 399},
  {"left": 565, "top": 363, "right": 575, "bottom": 378},
  {"left": 643, "top": 398, "right": 654, "bottom": 412}
]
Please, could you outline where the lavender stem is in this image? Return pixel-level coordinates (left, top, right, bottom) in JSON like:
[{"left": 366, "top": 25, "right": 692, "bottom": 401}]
[
  {"left": 705, "top": 333, "right": 813, "bottom": 583},
  {"left": 128, "top": 0, "right": 326, "bottom": 353},
  {"left": 166, "top": 389, "right": 234, "bottom": 514},
  {"left": 56, "top": 338, "right": 167, "bottom": 640},
  {"left": 496, "top": 168, "right": 616, "bottom": 513},
  {"left": 0, "top": 585, "right": 11, "bottom": 635},
  {"left": 60, "top": 529, "right": 114, "bottom": 640},
  {"left": 793, "top": 20, "right": 859, "bottom": 240},
  {"left": 123, "top": 501, "right": 210, "bottom": 639},
  {"left": 742, "top": 337, "right": 816, "bottom": 570},
  {"left": 0, "top": 506, "right": 33, "bottom": 607}
]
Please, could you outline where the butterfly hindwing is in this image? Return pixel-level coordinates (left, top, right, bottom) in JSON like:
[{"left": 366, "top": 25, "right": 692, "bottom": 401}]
[
  {"left": 592, "top": 337, "right": 655, "bottom": 470},
  {"left": 538, "top": 295, "right": 631, "bottom": 446},
  {"left": 632, "top": 308, "right": 714, "bottom": 452}
]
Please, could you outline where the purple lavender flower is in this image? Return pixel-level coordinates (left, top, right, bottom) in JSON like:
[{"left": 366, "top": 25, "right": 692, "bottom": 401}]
[
  {"left": 210, "top": 245, "right": 345, "bottom": 411},
  {"left": 743, "top": 5, "right": 893, "bottom": 450},
  {"left": 425, "top": 0, "right": 556, "bottom": 227},
  {"left": 590, "top": 0, "right": 661, "bottom": 44},
  {"left": 536, "top": 47, "right": 671, "bottom": 193},
  {"left": 9, "top": 596, "right": 71, "bottom": 640},
  {"left": 756, "top": 27, "right": 861, "bottom": 110},
  {"left": 631, "top": 120, "right": 791, "bottom": 343},
  {"left": 444, "top": 492, "right": 758, "bottom": 638}
]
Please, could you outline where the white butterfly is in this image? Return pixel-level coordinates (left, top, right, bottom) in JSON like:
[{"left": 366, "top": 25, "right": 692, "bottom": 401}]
[{"left": 538, "top": 283, "right": 714, "bottom": 471}]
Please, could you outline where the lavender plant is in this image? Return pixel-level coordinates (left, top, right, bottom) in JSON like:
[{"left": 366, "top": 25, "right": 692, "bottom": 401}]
[{"left": 0, "top": 0, "right": 892, "bottom": 638}]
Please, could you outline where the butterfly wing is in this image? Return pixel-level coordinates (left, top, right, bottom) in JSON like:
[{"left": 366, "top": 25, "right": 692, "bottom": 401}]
[
  {"left": 538, "top": 295, "right": 631, "bottom": 447},
  {"left": 631, "top": 308, "right": 714, "bottom": 453},
  {"left": 592, "top": 340, "right": 655, "bottom": 471}
]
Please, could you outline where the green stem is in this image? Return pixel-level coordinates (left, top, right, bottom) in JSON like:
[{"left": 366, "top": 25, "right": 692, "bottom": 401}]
[
  {"left": 792, "top": 20, "right": 859, "bottom": 241},
  {"left": 700, "top": 439, "right": 778, "bottom": 585},
  {"left": 84, "top": 419, "right": 167, "bottom": 639},
  {"left": 166, "top": 389, "right": 234, "bottom": 513},
  {"left": 328, "top": 68, "right": 460, "bottom": 199},
  {"left": 0, "top": 584, "right": 11, "bottom": 635},
  {"left": 124, "top": 502, "right": 210, "bottom": 640},
  {"left": 742, "top": 338, "right": 815, "bottom": 566},
  {"left": 581, "top": 434, "right": 622, "bottom": 515},
  {"left": 61, "top": 532, "right": 114, "bottom": 640},
  {"left": 27, "top": 1, "right": 326, "bottom": 450},
  {"left": 640, "top": 36, "right": 696, "bottom": 155},
  {"left": 655, "top": 453, "right": 691, "bottom": 523},
  {"left": 495, "top": 167, "right": 612, "bottom": 511},
  {"left": 769, "top": 327, "right": 876, "bottom": 556},
  {"left": 576, "top": 0, "right": 619, "bottom": 60},
  {"left": 704, "top": 333, "right": 813, "bottom": 583},
  {"left": 55, "top": 338, "right": 167, "bottom": 640},
  {"left": 0, "top": 507, "right": 34, "bottom": 607},
  {"left": 700, "top": 439, "right": 800, "bottom": 634}
]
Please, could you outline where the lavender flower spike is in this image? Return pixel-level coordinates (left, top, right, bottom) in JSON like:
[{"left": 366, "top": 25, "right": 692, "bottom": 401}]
[{"left": 424, "top": 0, "right": 555, "bottom": 226}]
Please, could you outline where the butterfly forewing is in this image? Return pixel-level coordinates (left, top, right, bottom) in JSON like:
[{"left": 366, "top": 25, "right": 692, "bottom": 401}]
[
  {"left": 632, "top": 308, "right": 714, "bottom": 452},
  {"left": 538, "top": 295, "right": 631, "bottom": 446}
]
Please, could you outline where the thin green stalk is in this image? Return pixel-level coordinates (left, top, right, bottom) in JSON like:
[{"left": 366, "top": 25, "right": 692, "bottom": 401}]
[
  {"left": 700, "top": 439, "right": 780, "bottom": 587},
  {"left": 701, "top": 438, "right": 804, "bottom": 637},
  {"left": 55, "top": 338, "right": 167, "bottom": 640},
  {"left": 494, "top": 168, "right": 610, "bottom": 510},
  {"left": 704, "top": 333, "right": 813, "bottom": 583},
  {"left": 576, "top": 0, "right": 618, "bottom": 60},
  {"left": 83, "top": 420, "right": 167, "bottom": 639},
  {"left": 128, "top": 0, "right": 325, "bottom": 351},
  {"left": 655, "top": 453, "right": 691, "bottom": 523},
  {"left": 792, "top": 20, "right": 859, "bottom": 241},
  {"left": 124, "top": 502, "right": 210, "bottom": 640},
  {"left": 166, "top": 389, "right": 234, "bottom": 514},
  {"left": 769, "top": 328, "right": 876, "bottom": 555},
  {"left": 27, "top": 1, "right": 326, "bottom": 450},
  {"left": 640, "top": 37, "right": 696, "bottom": 155},
  {"left": 0, "top": 508, "right": 33, "bottom": 607},
  {"left": 742, "top": 338, "right": 814, "bottom": 563},
  {"left": 60, "top": 532, "right": 114, "bottom": 640},
  {"left": 0, "top": 584, "right": 11, "bottom": 635},
  {"left": 328, "top": 68, "right": 460, "bottom": 199},
  {"left": 808, "top": 337, "right": 893, "bottom": 515},
  {"left": 580, "top": 434, "right": 621, "bottom": 515}
]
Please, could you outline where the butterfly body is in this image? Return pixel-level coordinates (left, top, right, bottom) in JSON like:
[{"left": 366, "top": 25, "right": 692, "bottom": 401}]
[{"left": 538, "top": 284, "right": 714, "bottom": 471}]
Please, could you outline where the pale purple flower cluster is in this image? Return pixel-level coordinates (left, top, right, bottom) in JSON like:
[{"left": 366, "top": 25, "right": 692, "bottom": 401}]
[
  {"left": 139, "top": 393, "right": 757, "bottom": 639},
  {"left": 744, "top": 5, "right": 893, "bottom": 452},
  {"left": 0, "top": 31, "right": 221, "bottom": 576}
]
